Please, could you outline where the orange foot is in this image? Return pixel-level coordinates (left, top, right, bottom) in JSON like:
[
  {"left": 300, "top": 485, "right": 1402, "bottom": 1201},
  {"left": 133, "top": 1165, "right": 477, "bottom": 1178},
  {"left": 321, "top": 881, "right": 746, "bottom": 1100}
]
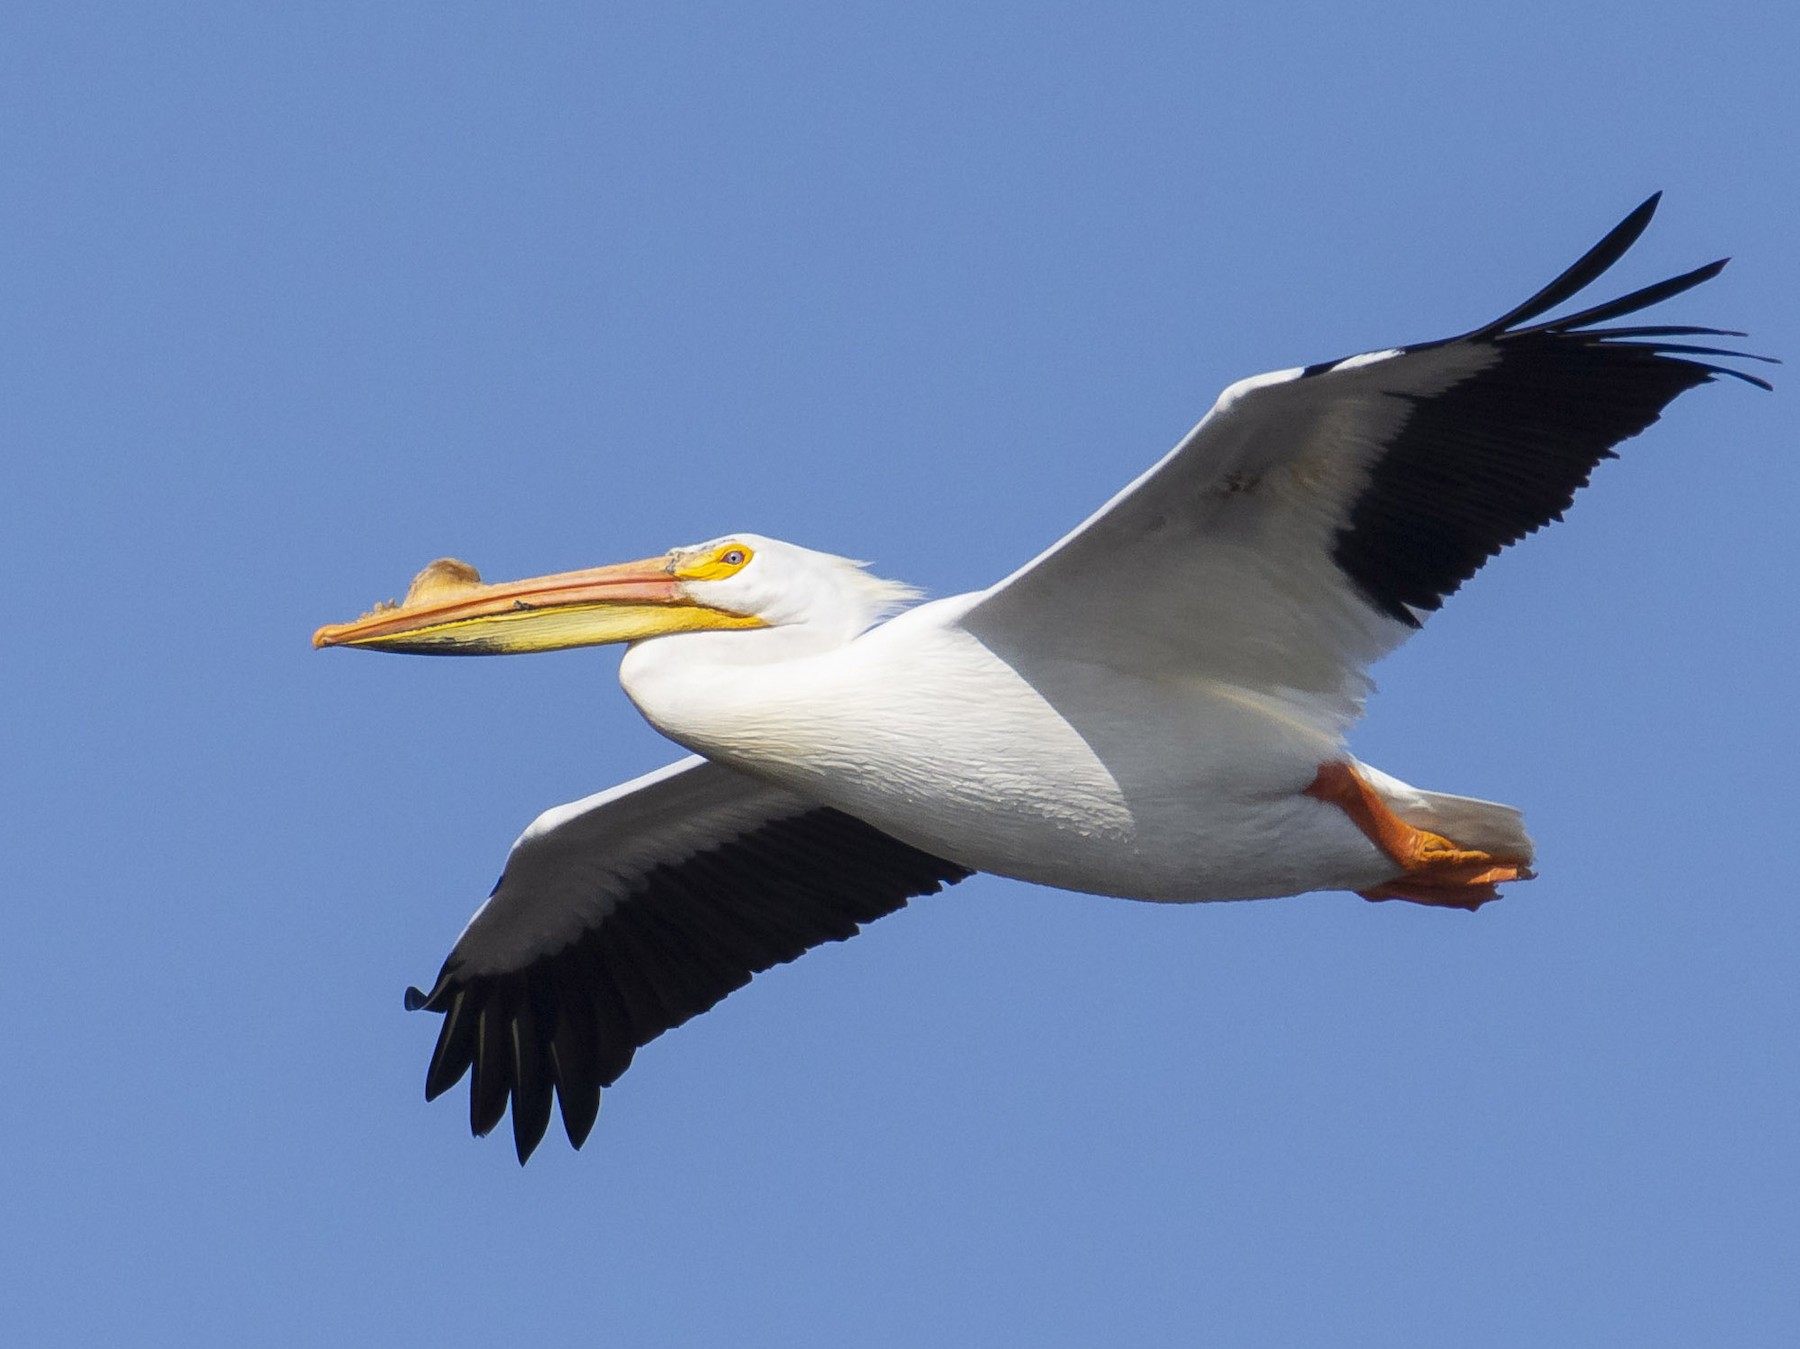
[{"left": 1304, "top": 761, "right": 1535, "bottom": 911}]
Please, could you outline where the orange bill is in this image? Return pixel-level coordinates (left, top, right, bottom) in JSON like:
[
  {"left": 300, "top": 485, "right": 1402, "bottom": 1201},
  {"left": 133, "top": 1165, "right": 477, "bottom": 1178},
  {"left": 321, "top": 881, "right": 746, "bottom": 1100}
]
[{"left": 313, "top": 555, "right": 765, "bottom": 655}]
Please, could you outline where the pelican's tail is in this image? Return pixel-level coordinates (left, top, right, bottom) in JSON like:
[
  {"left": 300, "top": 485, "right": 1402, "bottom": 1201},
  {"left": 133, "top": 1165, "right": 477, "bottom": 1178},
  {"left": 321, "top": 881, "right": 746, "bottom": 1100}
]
[
  {"left": 1354, "top": 763, "right": 1536, "bottom": 865},
  {"left": 1306, "top": 760, "right": 1536, "bottom": 911}
]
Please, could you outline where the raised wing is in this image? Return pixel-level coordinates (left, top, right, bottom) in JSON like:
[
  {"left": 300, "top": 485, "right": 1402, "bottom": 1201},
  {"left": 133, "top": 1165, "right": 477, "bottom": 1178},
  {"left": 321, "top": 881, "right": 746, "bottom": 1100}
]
[
  {"left": 403, "top": 756, "right": 972, "bottom": 1162},
  {"left": 965, "top": 195, "right": 1769, "bottom": 728}
]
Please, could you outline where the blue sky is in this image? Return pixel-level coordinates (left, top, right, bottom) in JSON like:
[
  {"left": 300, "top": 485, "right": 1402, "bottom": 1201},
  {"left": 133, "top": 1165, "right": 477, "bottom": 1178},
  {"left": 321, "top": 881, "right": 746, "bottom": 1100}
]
[{"left": 4, "top": 3, "right": 1796, "bottom": 1345}]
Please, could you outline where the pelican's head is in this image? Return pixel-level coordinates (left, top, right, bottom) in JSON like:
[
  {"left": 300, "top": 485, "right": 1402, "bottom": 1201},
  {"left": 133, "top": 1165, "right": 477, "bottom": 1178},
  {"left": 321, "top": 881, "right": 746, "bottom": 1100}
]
[{"left": 311, "top": 533, "right": 917, "bottom": 657}]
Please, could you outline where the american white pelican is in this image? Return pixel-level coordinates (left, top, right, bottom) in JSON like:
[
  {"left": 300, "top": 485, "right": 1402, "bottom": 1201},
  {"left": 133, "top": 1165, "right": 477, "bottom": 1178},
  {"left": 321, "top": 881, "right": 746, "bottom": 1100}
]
[{"left": 316, "top": 195, "right": 1767, "bottom": 1162}]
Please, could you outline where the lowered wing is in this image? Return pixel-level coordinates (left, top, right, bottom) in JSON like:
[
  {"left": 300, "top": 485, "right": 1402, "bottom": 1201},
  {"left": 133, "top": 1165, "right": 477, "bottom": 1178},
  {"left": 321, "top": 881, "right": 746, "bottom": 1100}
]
[{"left": 403, "top": 756, "right": 971, "bottom": 1162}]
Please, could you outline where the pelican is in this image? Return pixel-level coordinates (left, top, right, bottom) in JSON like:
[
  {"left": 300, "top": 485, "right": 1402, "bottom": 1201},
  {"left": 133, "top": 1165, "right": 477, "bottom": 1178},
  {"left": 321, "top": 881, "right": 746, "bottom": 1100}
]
[{"left": 316, "top": 195, "right": 1767, "bottom": 1162}]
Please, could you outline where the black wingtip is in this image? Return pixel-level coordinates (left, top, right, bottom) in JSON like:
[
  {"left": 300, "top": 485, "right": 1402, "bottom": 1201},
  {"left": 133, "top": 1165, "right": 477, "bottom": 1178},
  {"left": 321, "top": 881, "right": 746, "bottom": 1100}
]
[
  {"left": 1701, "top": 364, "right": 1776, "bottom": 392},
  {"left": 1467, "top": 193, "right": 1666, "bottom": 340},
  {"left": 404, "top": 985, "right": 429, "bottom": 1011},
  {"left": 1624, "top": 190, "right": 1663, "bottom": 237},
  {"left": 561, "top": 1085, "right": 602, "bottom": 1151},
  {"left": 1530, "top": 257, "right": 1731, "bottom": 335},
  {"left": 514, "top": 1115, "right": 548, "bottom": 1166}
]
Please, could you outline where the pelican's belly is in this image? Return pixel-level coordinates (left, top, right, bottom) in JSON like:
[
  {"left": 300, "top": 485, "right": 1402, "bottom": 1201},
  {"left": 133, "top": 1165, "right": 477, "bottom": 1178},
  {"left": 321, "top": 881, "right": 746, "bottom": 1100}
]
[{"left": 623, "top": 611, "right": 1394, "bottom": 901}]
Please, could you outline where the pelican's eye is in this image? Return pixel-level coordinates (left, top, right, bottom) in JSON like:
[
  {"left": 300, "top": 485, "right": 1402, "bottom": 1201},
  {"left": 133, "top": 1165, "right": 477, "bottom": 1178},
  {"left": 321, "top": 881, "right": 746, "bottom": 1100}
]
[{"left": 673, "top": 543, "right": 755, "bottom": 582}]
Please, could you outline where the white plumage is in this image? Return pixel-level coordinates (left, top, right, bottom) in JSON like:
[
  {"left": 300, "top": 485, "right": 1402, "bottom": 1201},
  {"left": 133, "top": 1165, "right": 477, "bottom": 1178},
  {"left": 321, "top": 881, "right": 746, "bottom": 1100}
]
[{"left": 314, "top": 194, "right": 1767, "bottom": 1160}]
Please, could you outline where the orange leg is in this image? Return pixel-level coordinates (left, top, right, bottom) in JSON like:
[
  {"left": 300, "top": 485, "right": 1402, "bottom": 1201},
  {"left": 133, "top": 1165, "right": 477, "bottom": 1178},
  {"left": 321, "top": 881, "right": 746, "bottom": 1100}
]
[{"left": 1304, "top": 762, "right": 1534, "bottom": 911}]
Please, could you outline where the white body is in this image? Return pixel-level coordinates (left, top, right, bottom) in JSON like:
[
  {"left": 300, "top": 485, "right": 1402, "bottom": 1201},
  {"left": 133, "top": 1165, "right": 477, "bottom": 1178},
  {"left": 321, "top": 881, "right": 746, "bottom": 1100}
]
[{"left": 621, "top": 590, "right": 1397, "bottom": 901}]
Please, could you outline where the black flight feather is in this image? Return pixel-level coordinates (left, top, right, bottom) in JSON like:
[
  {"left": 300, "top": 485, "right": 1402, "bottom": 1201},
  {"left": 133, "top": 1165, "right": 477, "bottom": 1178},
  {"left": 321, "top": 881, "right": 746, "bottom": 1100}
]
[{"left": 1332, "top": 196, "right": 1769, "bottom": 627}]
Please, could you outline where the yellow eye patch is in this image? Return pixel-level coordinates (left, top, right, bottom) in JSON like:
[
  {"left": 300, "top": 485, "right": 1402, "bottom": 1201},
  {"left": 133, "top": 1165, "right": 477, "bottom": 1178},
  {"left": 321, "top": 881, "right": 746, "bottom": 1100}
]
[{"left": 673, "top": 543, "right": 755, "bottom": 582}]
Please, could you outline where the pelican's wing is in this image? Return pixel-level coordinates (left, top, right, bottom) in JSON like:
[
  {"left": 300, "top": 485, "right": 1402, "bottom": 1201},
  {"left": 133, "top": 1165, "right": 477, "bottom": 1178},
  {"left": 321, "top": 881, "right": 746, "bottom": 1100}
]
[
  {"left": 965, "top": 195, "right": 1769, "bottom": 728},
  {"left": 402, "top": 755, "right": 971, "bottom": 1162}
]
